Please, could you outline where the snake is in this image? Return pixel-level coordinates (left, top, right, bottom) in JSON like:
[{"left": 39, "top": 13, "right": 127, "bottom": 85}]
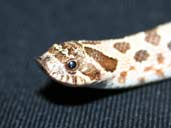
[{"left": 37, "top": 22, "right": 171, "bottom": 89}]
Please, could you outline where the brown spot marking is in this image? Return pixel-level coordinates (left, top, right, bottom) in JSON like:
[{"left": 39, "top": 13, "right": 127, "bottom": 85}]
[
  {"left": 84, "top": 47, "right": 118, "bottom": 72},
  {"left": 168, "top": 41, "right": 171, "bottom": 50},
  {"left": 72, "top": 76, "right": 77, "bottom": 85},
  {"left": 83, "top": 70, "right": 100, "bottom": 80},
  {"left": 62, "top": 42, "right": 82, "bottom": 55},
  {"left": 82, "top": 40, "right": 101, "bottom": 45},
  {"left": 60, "top": 75, "right": 64, "bottom": 80},
  {"left": 138, "top": 77, "right": 145, "bottom": 84},
  {"left": 118, "top": 71, "right": 127, "bottom": 84},
  {"left": 48, "top": 46, "right": 58, "bottom": 54},
  {"left": 129, "top": 66, "right": 136, "bottom": 70},
  {"left": 157, "top": 53, "right": 164, "bottom": 64},
  {"left": 49, "top": 42, "right": 83, "bottom": 58},
  {"left": 48, "top": 46, "right": 69, "bottom": 62},
  {"left": 144, "top": 66, "right": 153, "bottom": 72},
  {"left": 49, "top": 43, "right": 83, "bottom": 68},
  {"left": 55, "top": 52, "right": 68, "bottom": 62},
  {"left": 52, "top": 72, "right": 57, "bottom": 75},
  {"left": 113, "top": 42, "right": 130, "bottom": 53},
  {"left": 66, "top": 75, "right": 69, "bottom": 81},
  {"left": 145, "top": 29, "right": 161, "bottom": 46},
  {"left": 81, "top": 63, "right": 101, "bottom": 80},
  {"left": 134, "top": 50, "right": 149, "bottom": 62},
  {"left": 155, "top": 69, "right": 164, "bottom": 77}
]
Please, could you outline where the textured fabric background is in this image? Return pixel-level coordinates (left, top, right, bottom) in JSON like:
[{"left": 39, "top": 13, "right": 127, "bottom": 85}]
[{"left": 0, "top": 0, "right": 171, "bottom": 128}]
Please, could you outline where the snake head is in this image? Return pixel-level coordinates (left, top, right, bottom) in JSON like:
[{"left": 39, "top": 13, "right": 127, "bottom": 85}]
[{"left": 37, "top": 41, "right": 107, "bottom": 87}]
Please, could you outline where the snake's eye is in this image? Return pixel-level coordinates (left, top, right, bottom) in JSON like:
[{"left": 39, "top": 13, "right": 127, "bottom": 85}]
[{"left": 67, "top": 60, "right": 77, "bottom": 69}]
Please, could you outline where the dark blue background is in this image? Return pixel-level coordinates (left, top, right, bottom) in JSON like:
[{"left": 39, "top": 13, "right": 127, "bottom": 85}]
[{"left": 0, "top": 0, "right": 171, "bottom": 128}]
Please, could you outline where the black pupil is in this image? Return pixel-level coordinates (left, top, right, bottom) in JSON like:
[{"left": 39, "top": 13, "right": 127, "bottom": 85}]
[{"left": 68, "top": 61, "right": 77, "bottom": 69}]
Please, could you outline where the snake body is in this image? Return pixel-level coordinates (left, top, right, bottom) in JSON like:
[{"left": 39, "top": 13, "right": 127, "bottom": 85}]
[{"left": 37, "top": 22, "right": 171, "bottom": 89}]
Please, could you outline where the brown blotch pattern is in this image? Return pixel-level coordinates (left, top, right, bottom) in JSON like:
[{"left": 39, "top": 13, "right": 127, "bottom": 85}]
[
  {"left": 157, "top": 53, "right": 164, "bottom": 64},
  {"left": 155, "top": 69, "right": 164, "bottom": 77},
  {"left": 62, "top": 42, "right": 82, "bottom": 55},
  {"left": 134, "top": 50, "right": 149, "bottom": 62},
  {"left": 49, "top": 43, "right": 83, "bottom": 70},
  {"left": 66, "top": 75, "right": 69, "bottom": 81},
  {"left": 144, "top": 66, "right": 153, "bottom": 72},
  {"left": 72, "top": 76, "right": 77, "bottom": 85},
  {"left": 118, "top": 71, "right": 127, "bottom": 84},
  {"left": 82, "top": 40, "right": 101, "bottom": 45},
  {"left": 113, "top": 42, "right": 130, "bottom": 53},
  {"left": 55, "top": 51, "right": 68, "bottom": 62},
  {"left": 168, "top": 41, "right": 171, "bottom": 50},
  {"left": 48, "top": 46, "right": 68, "bottom": 62},
  {"left": 145, "top": 29, "right": 161, "bottom": 46},
  {"left": 81, "top": 63, "right": 101, "bottom": 80},
  {"left": 82, "top": 69, "right": 100, "bottom": 80},
  {"left": 84, "top": 47, "right": 118, "bottom": 72},
  {"left": 48, "top": 46, "right": 58, "bottom": 54},
  {"left": 49, "top": 42, "right": 83, "bottom": 57},
  {"left": 129, "top": 66, "right": 136, "bottom": 70}
]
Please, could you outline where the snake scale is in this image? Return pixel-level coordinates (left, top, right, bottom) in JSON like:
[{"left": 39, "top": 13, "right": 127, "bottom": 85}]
[{"left": 37, "top": 22, "right": 171, "bottom": 89}]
